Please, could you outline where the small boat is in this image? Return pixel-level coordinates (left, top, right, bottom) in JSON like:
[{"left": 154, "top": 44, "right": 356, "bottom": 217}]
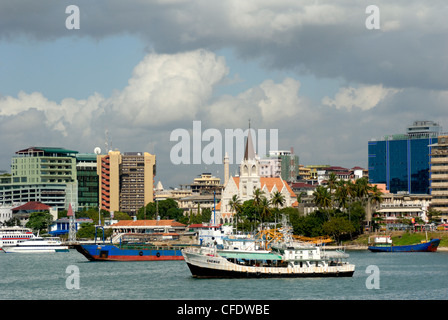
[
  {"left": 2, "top": 236, "right": 69, "bottom": 253},
  {"left": 368, "top": 235, "right": 440, "bottom": 252},
  {"left": 74, "top": 233, "right": 189, "bottom": 261}
]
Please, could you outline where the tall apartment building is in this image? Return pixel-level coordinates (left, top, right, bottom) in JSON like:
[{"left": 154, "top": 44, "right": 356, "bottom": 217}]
[
  {"left": 429, "top": 135, "right": 448, "bottom": 220},
  {"left": 76, "top": 153, "right": 99, "bottom": 210},
  {"left": 98, "top": 150, "right": 156, "bottom": 215},
  {"left": 0, "top": 147, "right": 78, "bottom": 211},
  {"left": 368, "top": 121, "right": 441, "bottom": 194}
]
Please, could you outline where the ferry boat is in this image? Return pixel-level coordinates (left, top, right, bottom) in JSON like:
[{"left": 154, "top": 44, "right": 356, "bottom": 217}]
[
  {"left": 2, "top": 236, "right": 69, "bottom": 253},
  {"left": 368, "top": 235, "right": 440, "bottom": 252},
  {"left": 182, "top": 241, "right": 354, "bottom": 278},
  {"left": 182, "top": 217, "right": 355, "bottom": 278},
  {"left": 0, "top": 226, "right": 37, "bottom": 249},
  {"left": 74, "top": 233, "right": 189, "bottom": 261}
]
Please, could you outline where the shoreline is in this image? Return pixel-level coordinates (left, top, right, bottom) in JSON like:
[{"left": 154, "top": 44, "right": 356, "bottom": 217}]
[{"left": 331, "top": 245, "right": 448, "bottom": 251}]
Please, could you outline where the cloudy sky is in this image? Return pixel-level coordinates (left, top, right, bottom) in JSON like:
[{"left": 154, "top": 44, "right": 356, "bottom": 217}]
[{"left": 1, "top": 1, "right": 447, "bottom": 187}]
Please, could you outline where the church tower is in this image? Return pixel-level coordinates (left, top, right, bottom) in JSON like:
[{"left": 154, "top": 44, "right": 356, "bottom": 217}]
[
  {"left": 239, "top": 122, "right": 261, "bottom": 197},
  {"left": 224, "top": 152, "right": 230, "bottom": 186}
]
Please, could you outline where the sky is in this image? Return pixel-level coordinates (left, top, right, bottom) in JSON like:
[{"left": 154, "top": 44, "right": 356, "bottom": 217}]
[{"left": 0, "top": 1, "right": 447, "bottom": 188}]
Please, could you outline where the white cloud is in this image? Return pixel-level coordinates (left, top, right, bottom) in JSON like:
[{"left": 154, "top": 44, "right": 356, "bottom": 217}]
[
  {"left": 321, "top": 85, "right": 400, "bottom": 111},
  {"left": 0, "top": 49, "right": 229, "bottom": 136},
  {"left": 206, "top": 77, "right": 302, "bottom": 128},
  {"left": 106, "top": 49, "right": 228, "bottom": 127}
]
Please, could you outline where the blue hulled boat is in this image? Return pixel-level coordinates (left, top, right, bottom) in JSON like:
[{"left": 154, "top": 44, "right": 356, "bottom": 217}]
[{"left": 368, "top": 235, "right": 440, "bottom": 252}]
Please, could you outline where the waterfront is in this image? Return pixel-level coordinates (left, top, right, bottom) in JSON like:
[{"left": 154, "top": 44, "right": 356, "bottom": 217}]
[{"left": 2, "top": 249, "right": 448, "bottom": 300}]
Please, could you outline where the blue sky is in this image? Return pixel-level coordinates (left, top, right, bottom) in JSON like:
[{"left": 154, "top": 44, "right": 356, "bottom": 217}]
[{"left": 0, "top": 1, "right": 447, "bottom": 187}]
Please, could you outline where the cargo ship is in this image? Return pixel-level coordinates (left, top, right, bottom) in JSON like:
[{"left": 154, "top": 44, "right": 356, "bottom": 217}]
[
  {"left": 368, "top": 235, "right": 440, "bottom": 252},
  {"left": 74, "top": 233, "right": 190, "bottom": 261}
]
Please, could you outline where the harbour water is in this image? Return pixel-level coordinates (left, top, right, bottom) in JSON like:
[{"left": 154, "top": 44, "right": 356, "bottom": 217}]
[{"left": 2, "top": 249, "right": 448, "bottom": 301}]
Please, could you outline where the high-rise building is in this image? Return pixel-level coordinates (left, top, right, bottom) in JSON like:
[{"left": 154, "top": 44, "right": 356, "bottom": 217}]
[
  {"left": 368, "top": 121, "right": 441, "bottom": 194},
  {"left": 75, "top": 153, "right": 99, "bottom": 210},
  {"left": 0, "top": 147, "right": 79, "bottom": 211},
  {"left": 97, "top": 150, "right": 156, "bottom": 215},
  {"left": 12, "top": 147, "right": 78, "bottom": 184},
  {"left": 429, "top": 135, "right": 448, "bottom": 220}
]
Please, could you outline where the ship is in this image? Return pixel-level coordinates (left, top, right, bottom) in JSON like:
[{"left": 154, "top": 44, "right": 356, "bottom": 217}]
[
  {"left": 2, "top": 236, "right": 69, "bottom": 253},
  {"left": 182, "top": 216, "right": 355, "bottom": 278},
  {"left": 367, "top": 235, "right": 440, "bottom": 252},
  {"left": 0, "top": 226, "right": 37, "bottom": 249},
  {"left": 182, "top": 241, "right": 354, "bottom": 278},
  {"left": 74, "top": 233, "right": 189, "bottom": 261}
]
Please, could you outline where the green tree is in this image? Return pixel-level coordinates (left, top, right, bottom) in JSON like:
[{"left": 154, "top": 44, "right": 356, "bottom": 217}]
[
  {"left": 271, "top": 191, "right": 285, "bottom": 210},
  {"left": 137, "top": 199, "right": 183, "bottom": 221},
  {"left": 229, "top": 194, "right": 242, "bottom": 229},
  {"left": 322, "top": 216, "right": 355, "bottom": 243},
  {"left": 259, "top": 196, "right": 272, "bottom": 223},
  {"left": 113, "top": 211, "right": 131, "bottom": 220},
  {"left": 26, "top": 211, "right": 53, "bottom": 233},
  {"left": 313, "top": 185, "right": 332, "bottom": 219},
  {"left": 77, "top": 223, "right": 113, "bottom": 240}
]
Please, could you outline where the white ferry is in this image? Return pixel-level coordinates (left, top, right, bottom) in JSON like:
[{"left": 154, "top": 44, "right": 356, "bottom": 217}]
[
  {"left": 2, "top": 237, "right": 69, "bottom": 253},
  {"left": 0, "top": 226, "right": 37, "bottom": 249}
]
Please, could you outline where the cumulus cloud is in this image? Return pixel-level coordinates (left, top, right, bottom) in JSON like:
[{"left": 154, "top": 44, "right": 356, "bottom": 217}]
[
  {"left": 321, "top": 85, "right": 400, "bottom": 111},
  {"left": 0, "top": 49, "right": 228, "bottom": 136},
  {"left": 106, "top": 49, "right": 228, "bottom": 127},
  {"left": 206, "top": 77, "right": 303, "bottom": 128}
]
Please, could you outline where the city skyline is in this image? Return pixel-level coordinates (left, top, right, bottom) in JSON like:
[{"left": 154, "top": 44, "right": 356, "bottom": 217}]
[{"left": 1, "top": 1, "right": 447, "bottom": 188}]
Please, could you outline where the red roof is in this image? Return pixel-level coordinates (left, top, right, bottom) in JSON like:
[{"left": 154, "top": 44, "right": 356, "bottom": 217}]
[
  {"left": 188, "top": 223, "right": 222, "bottom": 229},
  {"left": 67, "top": 203, "right": 74, "bottom": 217},
  {"left": 111, "top": 219, "right": 186, "bottom": 228},
  {"left": 13, "top": 201, "right": 51, "bottom": 211},
  {"left": 290, "top": 182, "right": 316, "bottom": 188}
]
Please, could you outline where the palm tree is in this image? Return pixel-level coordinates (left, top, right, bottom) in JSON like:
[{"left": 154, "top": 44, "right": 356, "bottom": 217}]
[
  {"left": 354, "top": 177, "right": 372, "bottom": 203},
  {"left": 252, "top": 188, "right": 265, "bottom": 207},
  {"left": 271, "top": 191, "right": 286, "bottom": 210},
  {"left": 366, "top": 184, "right": 383, "bottom": 227},
  {"left": 334, "top": 180, "right": 349, "bottom": 211},
  {"left": 252, "top": 188, "right": 266, "bottom": 226},
  {"left": 328, "top": 172, "right": 338, "bottom": 194},
  {"left": 259, "top": 196, "right": 272, "bottom": 223},
  {"left": 313, "top": 185, "right": 332, "bottom": 219},
  {"left": 296, "top": 191, "right": 306, "bottom": 204},
  {"left": 229, "top": 194, "right": 242, "bottom": 230}
]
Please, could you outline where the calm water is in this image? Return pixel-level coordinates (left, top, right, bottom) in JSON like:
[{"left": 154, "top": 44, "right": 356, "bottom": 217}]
[{"left": 1, "top": 249, "right": 448, "bottom": 300}]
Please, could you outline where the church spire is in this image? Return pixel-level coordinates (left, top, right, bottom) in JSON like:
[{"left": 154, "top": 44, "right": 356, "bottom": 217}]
[{"left": 244, "top": 119, "right": 255, "bottom": 160}]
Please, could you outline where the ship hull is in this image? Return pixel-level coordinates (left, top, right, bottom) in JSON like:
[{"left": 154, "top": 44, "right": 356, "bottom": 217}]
[
  {"left": 368, "top": 239, "right": 440, "bottom": 252},
  {"left": 185, "top": 262, "right": 354, "bottom": 278},
  {"left": 74, "top": 244, "right": 185, "bottom": 261},
  {"left": 2, "top": 247, "right": 69, "bottom": 253}
]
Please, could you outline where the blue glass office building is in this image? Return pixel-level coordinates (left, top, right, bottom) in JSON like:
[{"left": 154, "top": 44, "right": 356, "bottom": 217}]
[{"left": 368, "top": 121, "right": 441, "bottom": 194}]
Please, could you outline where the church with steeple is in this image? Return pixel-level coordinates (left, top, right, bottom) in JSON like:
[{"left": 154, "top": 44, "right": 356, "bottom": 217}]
[{"left": 215, "top": 124, "right": 297, "bottom": 224}]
